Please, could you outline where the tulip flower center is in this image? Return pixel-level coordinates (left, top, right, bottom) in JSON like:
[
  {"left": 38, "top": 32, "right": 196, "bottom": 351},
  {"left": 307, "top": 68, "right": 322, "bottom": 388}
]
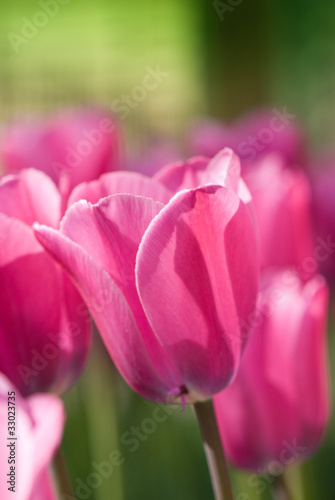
[{"left": 168, "top": 385, "right": 188, "bottom": 410}]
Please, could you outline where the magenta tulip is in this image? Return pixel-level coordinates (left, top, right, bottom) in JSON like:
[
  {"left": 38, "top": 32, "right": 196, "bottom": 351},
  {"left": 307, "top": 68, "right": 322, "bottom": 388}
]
[
  {"left": 0, "top": 109, "right": 120, "bottom": 208},
  {"left": 0, "top": 373, "right": 65, "bottom": 500},
  {"left": 0, "top": 169, "right": 91, "bottom": 396},
  {"left": 214, "top": 270, "right": 330, "bottom": 472},
  {"left": 188, "top": 108, "right": 305, "bottom": 168},
  {"left": 243, "top": 154, "right": 315, "bottom": 273},
  {"left": 34, "top": 149, "right": 259, "bottom": 405}
]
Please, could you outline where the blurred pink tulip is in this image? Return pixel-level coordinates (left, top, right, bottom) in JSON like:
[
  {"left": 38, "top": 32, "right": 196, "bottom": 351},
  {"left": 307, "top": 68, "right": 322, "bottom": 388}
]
[
  {"left": 188, "top": 108, "right": 305, "bottom": 168},
  {"left": 243, "top": 154, "right": 315, "bottom": 273},
  {"left": 0, "top": 109, "right": 120, "bottom": 209},
  {"left": 34, "top": 149, "right": 259, "bottom": 405},
  {"left": 0, "top": 169, "right": 91, "bottom": 396},
  {"left": 126, "top": 139, "right": 181, "bottom": 177},
  {"left": 311, "top": 165, "right": 335, "bottom": 285},
  {"left": 0, "top": 373, "right": 64, "bottom": 500},
  {"left": 214, "top": 270, "right": 330, "bottom": 472}
]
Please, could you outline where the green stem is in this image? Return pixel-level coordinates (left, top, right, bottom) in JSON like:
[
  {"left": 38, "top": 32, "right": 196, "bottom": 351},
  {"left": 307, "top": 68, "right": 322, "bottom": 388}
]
[
  {"left": 272, "top": 474, "right": 293, "bottom": 500},
  {"left": 52, "top": 446, "right": 74, "bottom": 499},
  {"left": 194, "top": 399, "right": 234, "bottom": 500}
]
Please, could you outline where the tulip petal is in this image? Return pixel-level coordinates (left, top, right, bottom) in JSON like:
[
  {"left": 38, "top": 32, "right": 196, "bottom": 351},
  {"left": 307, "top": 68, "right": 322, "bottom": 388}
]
[
  {"left": 28, "top": 393, "right": 65, "bottom": 476},
  {"left": 206, "top": 148, "right": 241, "bottom": 193},
  {"left": 29, "top": 468, "right": 57, "bottom": 500},
  {"left": 0, "top": 375, "right": 64, "bottom": 500},
  {"left": 0, "top": 169, "right": 60, "bottom": 228},
  {"left": 154, "top": 157, "right": 209, "bottom": 192},
  {"left": 154, "top": 148, "right": 241, "bottom": 195},
  {"left": 0, "top": 214, "right": 41, "bottom": 266},
  {"left": 68, "top": 171, "right": 173, "bottom": 206},
  {"left": 34, "top": 204, "right": 182, "bottom": 401},
  {"left": 136, "top": 185, "right": 259, "bottom": 399},
  {"left": 0, "top": 214, "right": 90, "bottom": 396}
]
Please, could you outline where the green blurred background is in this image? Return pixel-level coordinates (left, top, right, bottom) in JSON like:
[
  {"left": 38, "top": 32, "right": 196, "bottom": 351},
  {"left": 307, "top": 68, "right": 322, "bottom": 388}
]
[{"left": 1, "top": 1, "right": 335, "bottom": 499}]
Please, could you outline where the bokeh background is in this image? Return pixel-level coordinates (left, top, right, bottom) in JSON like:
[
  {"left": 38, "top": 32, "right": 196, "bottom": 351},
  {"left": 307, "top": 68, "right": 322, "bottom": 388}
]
[{"left": 1, "top": 1, "right": 335, "bottom": 499}]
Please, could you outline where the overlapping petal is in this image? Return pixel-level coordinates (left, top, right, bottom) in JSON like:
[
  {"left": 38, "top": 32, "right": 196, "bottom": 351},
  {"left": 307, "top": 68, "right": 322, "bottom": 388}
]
[
  {"left": 68, "top": 170, "right": 173, "bottom": 206},
  {"left": 136, "top": 185, "right": 258, "bottom": 399},
  {"left": 35, "top": 196, "right": 183, "bottom": 402},
  {"left": 0, "top": 169, "right": 60, "bottom": 228}
]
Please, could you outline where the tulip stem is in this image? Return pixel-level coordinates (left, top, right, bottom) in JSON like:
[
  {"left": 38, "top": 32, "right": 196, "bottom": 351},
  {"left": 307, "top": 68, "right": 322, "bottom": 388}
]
[
  {"left": 194, "top": 399, "right": 235, "bottom": 500},
  {"left": 53, "top": 446, "right": 74, "bottom": 499},
  {"left": 272, "top": 473, "right": 293, "bottom": 500}
]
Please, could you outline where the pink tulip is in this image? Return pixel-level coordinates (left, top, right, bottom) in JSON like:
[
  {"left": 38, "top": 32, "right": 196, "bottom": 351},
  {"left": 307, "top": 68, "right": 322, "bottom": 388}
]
[
  {"left": 0, "top": 373, "right": 65, "bottom": 500},
  {"left": 214, "top": 270, "right": 330, "bottom": 472},
  {"left": 243, "top": 154, "right": 315, "bottom": 273},
  {"left": 0, "top": 169, "right": 91, "bottom": 396},
  {"left": 311, "top": 164, "right": 335, "bottom": 285},
  {"left": 34, "top": 149, "right": 259, "bottom": 404},
  {"left": 0, "top": 109, "right": 120, "bottom": 208},
  {"left": 188, "top": 108, "right": 305, "bottom": 168}
]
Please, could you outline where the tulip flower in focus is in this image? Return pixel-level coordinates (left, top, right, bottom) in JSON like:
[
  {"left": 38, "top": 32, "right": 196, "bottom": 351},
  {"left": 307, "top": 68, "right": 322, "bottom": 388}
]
[
  {"left": 0, "top": 109, "right": 120, "bottom": 208},
  {"left": 188, "top": 108, "right": 305, "bottom": 168},
  {"left": 0, "top": 373, "right": 65, "bottom": 500},
  {"left": 243, "top": 154, "right": 315, "bottom": 273},
  {"left": 34, "top": 149, "right": 259, "bottom": 405},
  {"left": 0, "top": 169, "right": 91, "bottom": 396},
  {"left": 214, "top": 270, "right": 330, "bottom": 472}
]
